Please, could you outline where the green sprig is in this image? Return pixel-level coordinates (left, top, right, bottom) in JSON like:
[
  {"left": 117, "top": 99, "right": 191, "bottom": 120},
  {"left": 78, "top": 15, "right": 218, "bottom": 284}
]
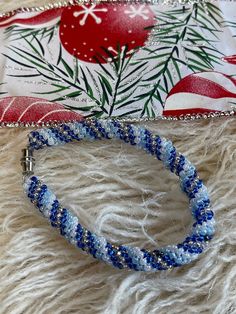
[
  {"left": 4, "top": 23, "right": 59, "bottom": 44},
  {"left": 136, "top": 2, "right": 224, "bottom": 117}
]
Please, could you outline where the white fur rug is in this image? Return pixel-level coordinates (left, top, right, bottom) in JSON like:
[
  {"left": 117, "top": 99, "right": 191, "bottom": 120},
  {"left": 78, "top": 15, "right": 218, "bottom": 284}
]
[
  {"left": 0, "top": 117, "right": 235, "bottom": 314},
  {"left": 0, "top": 1, "right": 236, "bottom": 314}
]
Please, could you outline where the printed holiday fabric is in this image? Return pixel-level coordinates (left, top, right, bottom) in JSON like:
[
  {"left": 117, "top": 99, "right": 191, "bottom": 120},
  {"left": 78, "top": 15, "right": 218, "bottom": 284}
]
[{"left": 0, "top": 1, "right": 236, "bottom": 124}]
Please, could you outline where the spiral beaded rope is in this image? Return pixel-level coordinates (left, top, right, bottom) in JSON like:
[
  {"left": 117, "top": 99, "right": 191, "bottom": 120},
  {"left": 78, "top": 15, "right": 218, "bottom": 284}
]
[{"left": 22, "top": 119, "right": 215, "bottom": 271}]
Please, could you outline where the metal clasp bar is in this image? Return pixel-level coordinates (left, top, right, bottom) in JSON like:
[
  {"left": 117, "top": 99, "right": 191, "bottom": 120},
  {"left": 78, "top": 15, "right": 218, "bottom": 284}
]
[{"left": 21, "top": 147, "right": 35, "bottom": 176}]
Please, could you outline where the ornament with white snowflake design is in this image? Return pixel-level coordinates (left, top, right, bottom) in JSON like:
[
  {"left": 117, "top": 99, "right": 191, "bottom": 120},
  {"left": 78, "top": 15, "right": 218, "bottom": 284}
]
[{"left": 59, "top": 4, "right": 155, "bottom": 63}]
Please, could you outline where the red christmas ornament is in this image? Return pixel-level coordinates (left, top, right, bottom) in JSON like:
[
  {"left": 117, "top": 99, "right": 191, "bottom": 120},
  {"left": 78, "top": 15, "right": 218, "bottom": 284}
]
[
  {"left": 0, "top": 96, "right": 82, "bottom": 124},
  {"left": 222, "top": 54, "right": 236, "bottom": 65},
  {"left": 0, "top": 13, "right": 17, "bottom": 25},
  {"left": 0, "top": 9, "right": 63, "bottom": 28},
  {"left": 59, "top": 3, "right": 155, "bottom": 63},
  {"left": 163, "top": 72, "right": 236, "bottom": 117}
]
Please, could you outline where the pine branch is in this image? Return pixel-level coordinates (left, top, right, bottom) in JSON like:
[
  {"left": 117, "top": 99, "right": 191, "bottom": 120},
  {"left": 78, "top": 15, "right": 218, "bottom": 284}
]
[
  {"left": 90, "top": 45, "right": 147, "bottom": 117},
  {"left": 4, "top": 41, "right": 107, "bottom": 115},
  {"left": 136, "top": 2, "right": 224, "bottom": 117},
  {"left": 0, "top": 83, "right": 7, "bottom": 95},
  {"left": 224, "top": 20, "right": 236, "bottom": 37},
  {"left": 4, "top": 37, "right": 147, "bottom": 117},
  {"left": 4, "top": 23, "right": 59, "bottom": 44}
]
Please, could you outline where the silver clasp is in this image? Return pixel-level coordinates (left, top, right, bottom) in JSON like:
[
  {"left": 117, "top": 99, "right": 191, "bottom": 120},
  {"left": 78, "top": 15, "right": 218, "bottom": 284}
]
[{"left": 21, "top": 147, "right": 35, "bottom": 176}]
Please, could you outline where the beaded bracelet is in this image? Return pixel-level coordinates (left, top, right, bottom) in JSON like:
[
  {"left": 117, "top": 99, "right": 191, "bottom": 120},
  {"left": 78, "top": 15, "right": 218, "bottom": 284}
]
[{"left": 21, "top": 119, "right": 215, "bottom": 271}]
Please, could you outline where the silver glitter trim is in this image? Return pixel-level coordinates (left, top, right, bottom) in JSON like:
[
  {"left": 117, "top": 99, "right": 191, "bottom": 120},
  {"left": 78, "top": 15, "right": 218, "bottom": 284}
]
[
  {"left": 1, "top": 0, "right": 236, "bottom": 18},
  {"left": 0, "top": 109, "right": 235, "bottom": 128}
]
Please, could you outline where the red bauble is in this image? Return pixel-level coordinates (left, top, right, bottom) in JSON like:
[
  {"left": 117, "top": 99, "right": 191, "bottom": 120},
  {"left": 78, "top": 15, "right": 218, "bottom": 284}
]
[
  {"left": 0, "top": 96, "right": 82, "bottom": 124},
  {"left": 59, "top": 3, "right": 155, "bottom": 63},
  {"left": 163, "top": 72, "right": 236, "bottom": 117},
  {"left": 0, "top": 9, "right": 63, "bottom": 28},
  {"left": 222, "top": 54, "right": 236, "bottom": 65}
]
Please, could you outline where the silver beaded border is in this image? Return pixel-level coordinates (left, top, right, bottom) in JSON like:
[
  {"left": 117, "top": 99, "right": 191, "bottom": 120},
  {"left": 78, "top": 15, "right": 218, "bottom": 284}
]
[
  {"left": 0, "top": 0, "right": 236, "bottom": 18},
  {"left": 0, "top": 109, "right": 235, "bottom": 128}
]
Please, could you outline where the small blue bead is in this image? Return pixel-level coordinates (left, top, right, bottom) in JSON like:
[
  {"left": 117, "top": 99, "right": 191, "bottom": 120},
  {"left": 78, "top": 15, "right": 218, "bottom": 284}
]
[
  {"left": 206, "top": 210, "right": 214, "bottom": 220},
  {"left": 77, "top": 242, "right": 85, "bottom": 249}
]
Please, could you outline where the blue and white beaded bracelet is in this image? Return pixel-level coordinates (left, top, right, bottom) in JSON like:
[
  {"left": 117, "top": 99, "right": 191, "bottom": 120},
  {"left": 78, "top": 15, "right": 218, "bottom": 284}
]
[{"left": 21, "top": 119, "right": 215, "bottom": 271}]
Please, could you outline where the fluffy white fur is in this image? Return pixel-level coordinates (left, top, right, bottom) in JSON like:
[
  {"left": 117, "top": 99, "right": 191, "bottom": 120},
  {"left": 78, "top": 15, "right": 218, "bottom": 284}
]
[
  {"left": 0, "top": 1, "right": 236, "bottom": 313},
  {"left": 0, "top": 117, "right": 235, "bottom": 314}
]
